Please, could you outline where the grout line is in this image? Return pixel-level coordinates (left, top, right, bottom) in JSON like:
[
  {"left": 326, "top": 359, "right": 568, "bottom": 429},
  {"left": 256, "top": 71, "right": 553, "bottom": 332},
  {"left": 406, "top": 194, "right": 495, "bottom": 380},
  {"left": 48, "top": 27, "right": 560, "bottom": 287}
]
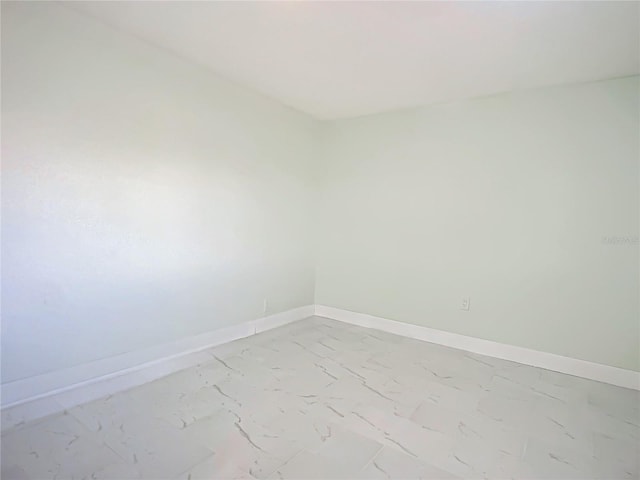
[
  {"left": 174, "top": 451, "right": 217, "bottom": 479},
  {"left": 357, "top": 442, "right": 385, "bottom": 475},
  {"left": 268, "top": 449, "right": 305, "bottom": 478}
]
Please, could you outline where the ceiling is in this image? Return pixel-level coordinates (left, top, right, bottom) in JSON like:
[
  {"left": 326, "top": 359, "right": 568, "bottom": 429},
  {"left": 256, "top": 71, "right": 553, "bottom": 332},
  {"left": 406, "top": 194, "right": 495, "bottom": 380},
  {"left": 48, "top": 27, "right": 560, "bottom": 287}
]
[{"left": 65, "top": 1, "right": 639, "bottom": 120}]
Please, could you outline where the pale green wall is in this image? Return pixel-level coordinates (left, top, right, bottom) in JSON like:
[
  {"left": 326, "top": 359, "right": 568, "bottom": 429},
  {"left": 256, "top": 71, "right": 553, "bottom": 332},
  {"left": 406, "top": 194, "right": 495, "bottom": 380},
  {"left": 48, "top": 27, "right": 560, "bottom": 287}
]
[
  {"left": 316, "top": 77, "right": 640, "bottom": 371},
  {"left": 3, "top": 1, "right": 638, "bottom": 385},
  {"left": 1, "top": 2, "right": 319, "bottom": 382}
]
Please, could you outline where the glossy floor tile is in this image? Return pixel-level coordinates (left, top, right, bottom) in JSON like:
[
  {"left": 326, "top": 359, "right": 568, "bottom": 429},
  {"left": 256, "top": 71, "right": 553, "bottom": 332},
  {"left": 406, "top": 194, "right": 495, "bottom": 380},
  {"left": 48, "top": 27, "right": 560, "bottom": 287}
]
[{"left": 2, "top": 316, "right": 638, "bottom": 479}]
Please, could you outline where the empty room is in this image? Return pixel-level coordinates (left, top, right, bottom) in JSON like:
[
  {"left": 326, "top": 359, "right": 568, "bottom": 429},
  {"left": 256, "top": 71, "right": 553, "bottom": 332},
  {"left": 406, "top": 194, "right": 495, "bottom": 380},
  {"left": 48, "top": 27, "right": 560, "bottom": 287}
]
[{"left": 1, "top": 1, "right": 639, "bottom": 479}]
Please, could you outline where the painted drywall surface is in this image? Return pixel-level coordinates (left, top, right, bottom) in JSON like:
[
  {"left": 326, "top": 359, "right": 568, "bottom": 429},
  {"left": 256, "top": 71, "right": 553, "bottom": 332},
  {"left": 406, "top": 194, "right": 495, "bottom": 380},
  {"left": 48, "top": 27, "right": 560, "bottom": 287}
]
[
  {"left": 1, "top": 2, "right": 318, "bottom": 383},
  {"left": 316, "top": 77, "right": 640, "bottom": 371},
  {"left": 3, "top": 1, "right": 637, "bottom": 388}
]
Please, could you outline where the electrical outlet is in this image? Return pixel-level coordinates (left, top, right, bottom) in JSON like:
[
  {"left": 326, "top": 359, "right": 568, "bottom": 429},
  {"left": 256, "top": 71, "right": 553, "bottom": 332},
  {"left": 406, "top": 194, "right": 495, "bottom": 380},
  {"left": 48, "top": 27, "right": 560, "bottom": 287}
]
[
  {"left": 263, "top": 298, "right": 268, "bottom": 314},
  {"left": 461, "top": 297, "right": 471, "bottom": 311}
]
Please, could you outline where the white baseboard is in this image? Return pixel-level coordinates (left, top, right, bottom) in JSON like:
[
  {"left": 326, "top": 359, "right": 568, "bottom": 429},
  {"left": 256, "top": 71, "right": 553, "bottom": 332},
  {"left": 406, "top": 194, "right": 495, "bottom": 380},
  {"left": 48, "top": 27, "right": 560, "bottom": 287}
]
[
  {"left": 4, "top": 303, "right": 637, "bottom": 430},
  {"left": 1, "top": 305, "right": 314, "bottom": 419},
  {"left": 315, "top": 305, "right": 640, "bottom": 391}
]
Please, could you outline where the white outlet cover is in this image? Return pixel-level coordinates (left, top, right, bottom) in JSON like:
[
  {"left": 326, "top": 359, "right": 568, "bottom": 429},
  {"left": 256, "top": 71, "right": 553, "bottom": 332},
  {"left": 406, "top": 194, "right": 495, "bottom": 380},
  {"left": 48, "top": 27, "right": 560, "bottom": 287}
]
[{"left": 461, "top": 297, "right": 471, "bottom": 311}]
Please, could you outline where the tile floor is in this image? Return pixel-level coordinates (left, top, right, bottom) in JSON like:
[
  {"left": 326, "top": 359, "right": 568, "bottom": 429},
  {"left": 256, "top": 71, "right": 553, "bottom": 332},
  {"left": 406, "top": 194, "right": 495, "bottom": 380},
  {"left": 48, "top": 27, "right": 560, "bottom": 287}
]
[{"left": 2, "top": 316, "right": 639, "bottom": 479}]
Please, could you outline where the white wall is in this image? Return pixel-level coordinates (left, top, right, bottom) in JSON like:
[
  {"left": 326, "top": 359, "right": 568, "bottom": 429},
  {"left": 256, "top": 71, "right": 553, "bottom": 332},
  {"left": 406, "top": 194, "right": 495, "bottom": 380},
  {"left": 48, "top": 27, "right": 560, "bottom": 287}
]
[
  {"left": 3, "top": 1, "right": 638, "bottom": 391},
  {"left": 316, "top": 77, "right": 640, "bottom": 371},
  {"left": 1, "top": 2, "right": 318, "bottom": 383}
]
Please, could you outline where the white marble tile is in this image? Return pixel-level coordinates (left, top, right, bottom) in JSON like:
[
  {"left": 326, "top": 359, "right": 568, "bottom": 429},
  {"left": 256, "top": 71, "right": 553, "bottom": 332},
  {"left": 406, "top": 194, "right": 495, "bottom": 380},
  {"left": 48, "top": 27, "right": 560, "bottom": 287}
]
[
  {"left": 409, "top": 401, "right": 466, "bottom": 435},
  {"left": 415, "top": 378, "right": 485, "bottom": 415},
  {"left": 587, "top": 381, "right": 640, "bottom": 415},
  {"left": 520, "top": 437, "right": 599, "bottom": 479},
  {"left": 581, "top": 401, "right": 640, "bottom": 444},
  {"left": 268, "top": 451, "right": 345, "bottom": 479},
  {"left": 65, "top": 392, "right": 143, "bottom": 432},
  {"left": 88, "top": 461, "right": 143, "bottom": 480},
  {"left": 64, "top": 392, "right": 214, "bottom": 478},
  {"left": 264, "top": 410, "right": 338, "bottom": 454},
  {"left": 314, "top": 427, "right": 383, "bottom": 470},
  {"left": 270, "top": 428, "right": 382, "bottom": 479},
  {"left": 440, "top": 417, "right": 527, "bottom": 479},
  {"left": 356, "top": 446, "right": 460, "bottom": 479},
  {"left": 461, "top": 409, "right": 527, "bottom": 459},
  {"left": 592, "top": 431, "right": 640, "bottom": 479},
  {"left": 99, "top": 414, "right": 213, "bottom": 478},
  {"left": 183, "top": 409, "right": 296, "bottom": 478},
  {"left": 1, "top": 412, "right": 124, "bottom": 480},
  {"left": 476, "top": 390, "right": 537, "bottom": 430},
  {"left": 527, "top": 396, "right": 594, "bottom": 454},
  {"left": 345, "top": 402, "right": 457, "bottom": 468},
  {"left": 0, "top": 465, "right": 30, "bottom": 480},
  {"left": 3, "top": 316, "right": 638, "bottom": 480},
  {"left": 176, "top": 453, "right": 252, "bottom": 480},
  {"left": 1, "top": 396, "right": 66, "bottom": 432}
]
